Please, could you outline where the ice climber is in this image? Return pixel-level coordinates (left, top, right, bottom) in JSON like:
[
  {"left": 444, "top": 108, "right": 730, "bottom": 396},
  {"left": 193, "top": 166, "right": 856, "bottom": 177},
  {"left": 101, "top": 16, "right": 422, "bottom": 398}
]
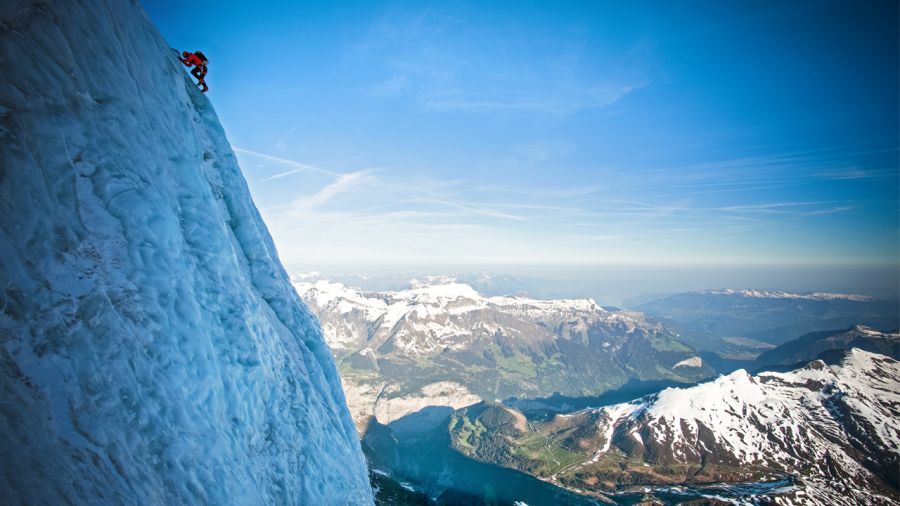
[{"left": 180, "top": 50, "right": 209, "bottom": 93}]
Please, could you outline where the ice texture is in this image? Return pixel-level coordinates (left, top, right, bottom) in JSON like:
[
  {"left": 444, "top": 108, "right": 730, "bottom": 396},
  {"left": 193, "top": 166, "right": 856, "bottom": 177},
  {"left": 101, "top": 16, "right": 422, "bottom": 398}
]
[{"left": 0, "top": 0, "right": 372, "bottom": 504}]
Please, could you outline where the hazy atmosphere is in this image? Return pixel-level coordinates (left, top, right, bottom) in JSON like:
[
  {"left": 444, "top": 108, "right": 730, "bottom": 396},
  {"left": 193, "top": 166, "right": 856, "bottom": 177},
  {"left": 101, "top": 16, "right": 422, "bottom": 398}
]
[{"left": 297, "top": 264, "right": 900, "bottom": 305}]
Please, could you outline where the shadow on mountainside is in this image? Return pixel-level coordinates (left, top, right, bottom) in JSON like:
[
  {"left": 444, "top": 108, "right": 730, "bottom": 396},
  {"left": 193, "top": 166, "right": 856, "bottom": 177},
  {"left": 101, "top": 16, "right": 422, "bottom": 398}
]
[
  {"left": 502, "top": 377, "right": 689, "bottom": 419},
  {"left": 388, "top": 406, "right": 456, "bottom": 434},
  {"left": 362, "top": 409, "right": 609, "bottom": 506}
]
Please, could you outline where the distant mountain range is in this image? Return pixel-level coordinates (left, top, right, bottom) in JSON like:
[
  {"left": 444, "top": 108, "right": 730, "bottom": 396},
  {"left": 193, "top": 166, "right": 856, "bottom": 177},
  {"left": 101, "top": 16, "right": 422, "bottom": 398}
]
[
  {"left": 293, "top": 274, "right": 713, "bottom": 428},
  {"left": 755, "top": 325, "right": 899, "bottom": 369},
  {"left": 635, "top": 288, "right": 899, "bottom": 358},
  {"left": 449, "top": 349, "right": 900, "bottom": 505},
  {"left": 293, "top": 274, "right": 900, "bottom": 503}
]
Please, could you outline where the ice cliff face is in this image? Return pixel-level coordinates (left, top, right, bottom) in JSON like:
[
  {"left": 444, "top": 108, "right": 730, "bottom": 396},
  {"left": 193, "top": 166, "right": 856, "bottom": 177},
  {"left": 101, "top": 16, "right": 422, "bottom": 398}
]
[{"left": 0, "top": 0, "right": 372, "bottom": 504}]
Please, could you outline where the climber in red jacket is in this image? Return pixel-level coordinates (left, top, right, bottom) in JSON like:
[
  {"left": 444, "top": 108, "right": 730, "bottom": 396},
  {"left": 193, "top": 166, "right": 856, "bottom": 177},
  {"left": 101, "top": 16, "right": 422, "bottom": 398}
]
[{"left": 180, "top": 51, "right": 209, "bottom": 93}]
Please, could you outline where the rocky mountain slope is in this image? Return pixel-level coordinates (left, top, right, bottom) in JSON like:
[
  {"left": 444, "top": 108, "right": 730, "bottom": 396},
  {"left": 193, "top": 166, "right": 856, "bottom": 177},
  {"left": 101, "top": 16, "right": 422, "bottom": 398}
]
[
  {"left": 0, "top": 1, "right": 372, "bottom": 503},
  {"left": 450, "top": 349, "right": 900, "bottom": 505},
  {"left": 294, "top": 275, "right": 713, "bottom": 428}
]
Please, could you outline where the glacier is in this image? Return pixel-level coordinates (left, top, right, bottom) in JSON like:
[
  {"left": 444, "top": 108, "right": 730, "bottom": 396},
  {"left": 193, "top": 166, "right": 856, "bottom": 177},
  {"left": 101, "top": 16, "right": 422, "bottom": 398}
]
[{"left": 0, "top": 0, "right": 372, "bottom": 504}]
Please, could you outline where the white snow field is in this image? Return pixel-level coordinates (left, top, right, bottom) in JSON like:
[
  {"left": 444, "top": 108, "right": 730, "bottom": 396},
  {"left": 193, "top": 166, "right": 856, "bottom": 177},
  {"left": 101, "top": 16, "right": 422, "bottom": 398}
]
[{"left": 0, "top": 0, "right": 372, "bottom": 504}]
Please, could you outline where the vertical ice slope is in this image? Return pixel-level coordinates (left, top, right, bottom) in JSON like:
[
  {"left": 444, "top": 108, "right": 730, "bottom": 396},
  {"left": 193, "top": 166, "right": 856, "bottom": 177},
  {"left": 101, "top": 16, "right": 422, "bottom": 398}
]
[{"left": 0, "top": 0, "right": 372, "bottom": 504}]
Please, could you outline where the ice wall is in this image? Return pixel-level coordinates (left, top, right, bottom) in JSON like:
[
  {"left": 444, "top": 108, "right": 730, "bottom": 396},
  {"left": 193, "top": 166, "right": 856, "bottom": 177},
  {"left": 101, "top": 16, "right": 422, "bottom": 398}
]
[{"left": 0, "top": 0, "right": 372, "bottom": 503}]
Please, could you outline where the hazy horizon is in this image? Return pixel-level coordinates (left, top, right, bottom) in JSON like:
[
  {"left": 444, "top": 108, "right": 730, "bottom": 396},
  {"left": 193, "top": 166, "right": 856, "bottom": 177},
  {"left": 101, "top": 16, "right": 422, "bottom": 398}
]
[{"left": 287, "top": 263, "right": 900, "bottom": 306}]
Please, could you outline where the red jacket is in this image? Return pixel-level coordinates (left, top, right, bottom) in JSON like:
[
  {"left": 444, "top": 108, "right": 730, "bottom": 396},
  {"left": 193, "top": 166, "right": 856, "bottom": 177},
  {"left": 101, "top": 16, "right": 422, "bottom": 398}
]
[{"left": 181, "top": 52, "right": 206, "bottom": 67}]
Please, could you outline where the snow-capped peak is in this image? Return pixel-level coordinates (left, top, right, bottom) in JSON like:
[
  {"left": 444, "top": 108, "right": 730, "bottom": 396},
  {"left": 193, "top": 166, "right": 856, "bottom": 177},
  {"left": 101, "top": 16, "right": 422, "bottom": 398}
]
[
  {"left": 701, "top": 288, "right": 875, "bottom": 301},
  {"left": 847, "top": 324, "right": 899, "bottom": 338},
  {"left": 290, "top": 270, "right": 323, "bottom": 281},
  {"left": 293, "top": 274, "right": 616, "bottom": 355},
  {"left": 294, "top": 273, "right": 601, "bottom": 317},
  {"left": 586, "top": 349, "right": 900, "bottom": 503},
  {"left": 647, "top": 368, "right": 767, "bottom": 424},
  {"left": 407, "top": 278, "right": 483, "bottom": 301}
]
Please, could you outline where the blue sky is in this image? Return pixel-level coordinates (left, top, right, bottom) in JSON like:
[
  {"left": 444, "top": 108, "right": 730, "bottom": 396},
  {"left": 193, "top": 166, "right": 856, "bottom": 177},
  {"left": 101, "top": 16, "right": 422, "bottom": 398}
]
[{"left": 144, "top": 0, "right": 898, "bottom": 271}]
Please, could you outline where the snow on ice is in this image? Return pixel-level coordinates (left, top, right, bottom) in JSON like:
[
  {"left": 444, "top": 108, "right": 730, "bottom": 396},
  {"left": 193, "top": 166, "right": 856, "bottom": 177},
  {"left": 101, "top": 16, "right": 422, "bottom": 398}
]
[{"left": 0, "top": 0, "right": 372, "bottom": 504}]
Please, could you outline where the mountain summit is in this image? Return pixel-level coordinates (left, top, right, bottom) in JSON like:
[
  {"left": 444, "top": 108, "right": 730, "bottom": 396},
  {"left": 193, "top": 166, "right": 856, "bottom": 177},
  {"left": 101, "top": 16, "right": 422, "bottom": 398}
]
[
  {"left": 295, "top": 275, "right": 712, "bottom": 429},
  {"left": 0, "top": 0, "right": 372, "bottom": 503}
]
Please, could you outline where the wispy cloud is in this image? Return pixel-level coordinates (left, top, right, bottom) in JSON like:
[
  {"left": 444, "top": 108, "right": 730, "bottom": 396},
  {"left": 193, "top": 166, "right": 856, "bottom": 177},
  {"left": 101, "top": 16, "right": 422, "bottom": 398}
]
[
  {"left": 241, "top": 148, "right": 531, "bottom": 222},
  {"left": 800, "top": 206, "right": 855, "bottom": 216},
  {"left": 815, "top": 167, "right": 899, "bottom": 180},
  {"left": 273, "top": 126, "right": 299, "bottom": 152},
  {"left": 291, "top": 170, "right": 377, "bottom": 210},
  {"left": 409, "top": 195, "right": 526, "bottom": 221},
  {"left": 238, "top": 132, "right": 893, "bottom": 267},
  {"left": 714, "top": 201, "right": 833, "bottom": 213},
  {"left": 234, "top": 147, "right": 339, "bottom": 178},
  {"left": 264, "top": 169, "right": 306, "bottom": 181},
  {"left": 471, "top": 185, "right": 594, "bottom": 197}
]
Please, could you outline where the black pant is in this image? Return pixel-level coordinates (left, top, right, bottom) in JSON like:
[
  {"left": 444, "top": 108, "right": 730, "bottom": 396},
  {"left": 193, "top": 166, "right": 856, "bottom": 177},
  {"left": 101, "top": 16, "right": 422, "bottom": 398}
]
[{"left": 191, "top": 66, "right": 206, "bottom": 82}]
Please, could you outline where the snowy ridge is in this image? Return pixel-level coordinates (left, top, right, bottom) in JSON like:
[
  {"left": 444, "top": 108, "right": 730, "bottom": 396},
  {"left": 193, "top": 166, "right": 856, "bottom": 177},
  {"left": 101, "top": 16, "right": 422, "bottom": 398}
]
[
  {"left": 701, "top": 288, "right": 875, "bottom": 302},
  {"left": 294, "top": 276, "right": 614, "bottom": 354},
  {"left": 587, "top": 349, "right": 900, "bottom": 504},
  {"left": 0, "top": 1, "right": 371, "bottom": 504},
  {"left": 297, "top": 276, "right": 602, "bottom": 319},
  {"left": 846, "top": 324, "right": 900, "bottom": 339}
]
